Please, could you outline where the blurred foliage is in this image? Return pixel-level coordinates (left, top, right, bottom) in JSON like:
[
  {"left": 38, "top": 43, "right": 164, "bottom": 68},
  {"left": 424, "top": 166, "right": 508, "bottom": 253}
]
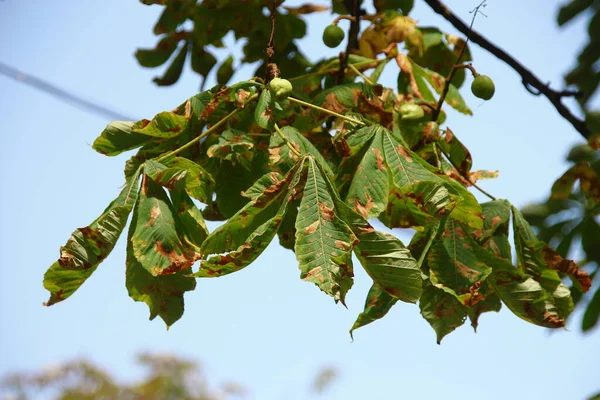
[
  {"left": 521, "top": 142, "right": 600, "bottom": 332},
  {"left": 557, "top": 0, "right": 600, "bottom": 137},
  {"left": 0, "top": 353, "right": 339, "bottom": 400}
]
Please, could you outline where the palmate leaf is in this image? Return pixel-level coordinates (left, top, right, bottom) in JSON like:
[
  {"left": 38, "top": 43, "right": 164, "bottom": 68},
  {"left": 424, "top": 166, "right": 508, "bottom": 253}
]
[
  {"left": 350, "top": 283, "right": 397, "bottom": 338},
  {"left": 345, "top": 125, "right": 481, "bottom": 229},
  {"left": 43, "top": 174, "right": 140, "bottom": 306},
  {"left": 130, "top": 175, "right": 200, "bottom": 276},
  {"left": 125, "top": 209, "right": 196, "bottom": 328},
  {"left": 295, "top": 157, "right": 358, "bottom": 305},
  {"left": 194, "top": 161, "right": 305, "bottom": 277}
]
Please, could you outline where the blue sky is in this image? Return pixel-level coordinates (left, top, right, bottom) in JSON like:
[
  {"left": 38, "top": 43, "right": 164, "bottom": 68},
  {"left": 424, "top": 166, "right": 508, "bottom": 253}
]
[{"left": 1, "top": 0, "right": 598, "bottom": 399}]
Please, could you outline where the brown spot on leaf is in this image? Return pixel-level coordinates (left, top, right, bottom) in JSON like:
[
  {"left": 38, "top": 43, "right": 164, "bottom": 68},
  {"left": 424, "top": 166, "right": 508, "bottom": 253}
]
[
  {"left": 373, "top": 148, "right": 385, "bottom": 170},
  {"left": 352, "top": 196, "right": 375, "bottom": 219},
  {"left": 396, "top": 145, "right": 412, "bottom": 162},
  {"left": 541, "top": 245, "right": 591, "bottom": 292},
  {"left": 319, "top": 202, "right": 334, "bottom": 221},
  {"left": 146, "top": 206, "right": 161, "bottom": 227},
  {"left": 304, "top": 220, "right": 320, "bottom": 234},
  {"left": 154, "top": 241, "right": 195, "bottom": 275},
  {"left": 323, "top": 92, "right": 347, "bottom": 114},
  {"left": 335, "top": 240, "right": 351, "bottom": 251}
]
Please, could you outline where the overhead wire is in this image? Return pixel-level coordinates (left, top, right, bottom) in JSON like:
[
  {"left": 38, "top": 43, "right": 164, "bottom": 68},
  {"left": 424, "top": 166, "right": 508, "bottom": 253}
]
[{"left": 0, "top": 61, "right": 136, "bottom": 121}]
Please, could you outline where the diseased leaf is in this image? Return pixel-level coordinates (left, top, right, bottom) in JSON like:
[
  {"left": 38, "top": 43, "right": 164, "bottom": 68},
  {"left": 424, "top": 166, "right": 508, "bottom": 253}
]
[
  {"left": 380, "top": 181, "right": 452, "bottom": 228},
  {"left": 350, "top": 283, "right": 397, "bottom": 337},
  {"left": 427, "top": 217, "right": 493, "bottom": 305},
  {"left": 130, "top": 175, "right": 200, "bottom": 276},
  {"left": 43, "top": 175, "right": 140, "bottom": 306},
  {"left": 144, "top": 158, "right": 214, "bottom": 204},
  {"left": 410, "top": 58, "right": 472, "bottom": 115},
  {"left": 295, "top": 157, "right": 357, "bottom": 305},
  {"left": 466, "top": 281, "right": 501, "bottom": 331},
  {"left": 195, "top": 161, "right": 305, "bottom": 277},
  {"left": 419, "top": 281, "right": 467, "bottom": 344},
  {"left": 512, "top": 206, "right": 591, "bottom": 292},
  {"left": 354, "top": 229, "right": 422, "bottom": 303},
  {"left": 437, "top": 128, "right": 472, "bottom": 175},
  {"left": 169, "top": 187, "right": 208, "bottom": 249},
  {"left": 216, "top": 55, "right": 235, "bottom": 85},
  {"left": 92, "top": 121, "right": 152, "bottom": 156},
  {"left": 254, "top": 90, "right": 275, "bottom": 130},
  {"left": 346, "top": 126, "right": 390, "bottom": 219},
  {"left": 269, "top": 126, "right": 334, "bottom": 177},
  {"left": 207, "top": 128, "right": 254, "bottom": 168},
  {"left": 126, "top": 210, "right": 196, "bottom": 328},
  {"left": 551, "top": 162, "right": 600, "bottom": 201},
  {"left": 132, "top": 111, "right": 189, "bottom": 138}
]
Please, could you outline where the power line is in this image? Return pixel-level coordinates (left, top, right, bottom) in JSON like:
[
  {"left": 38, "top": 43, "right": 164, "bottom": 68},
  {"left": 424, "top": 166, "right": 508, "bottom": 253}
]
[{"left": 0, "top": 61, "right": 136, "bottom": 121}]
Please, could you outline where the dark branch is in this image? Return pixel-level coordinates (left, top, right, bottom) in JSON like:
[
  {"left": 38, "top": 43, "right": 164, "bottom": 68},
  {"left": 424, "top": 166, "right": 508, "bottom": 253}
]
[
  {"left": 264, "top": 0, "right": 278, "bottom": 82},
  {"left": 423, "top": 0, "right": 591, "bottom": 139},
  {"left": 337, "top": 0, "right": 362, "bottom": 83}
]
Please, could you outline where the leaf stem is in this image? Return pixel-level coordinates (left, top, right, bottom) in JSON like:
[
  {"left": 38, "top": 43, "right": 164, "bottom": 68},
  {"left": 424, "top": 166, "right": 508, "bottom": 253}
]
[
  {"left": 288, "top": 96, "right": 366, "bottom": 126},
  {"left": 416, "top": 222, "right": 439, "bottom": 269},
  {"left": 348, "top": 63, "right": 374, "bottom": 85},
  {"left": 434, "top": 142, "right": 497, "bottom": 201},
  {"left": 274, "top": 123, "right": 302, "bottom": 157},
  {"left": 288, "top": 59, "right": 385, "bottom": 83},
  {"left": 156, "top": 94, "right": 259, "bottom": 163}
]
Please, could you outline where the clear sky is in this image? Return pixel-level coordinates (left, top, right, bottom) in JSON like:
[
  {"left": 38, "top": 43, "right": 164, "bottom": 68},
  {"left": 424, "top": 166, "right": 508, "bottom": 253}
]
[{"left": 1, "top": 0, "right": 598, "bottom": 399}]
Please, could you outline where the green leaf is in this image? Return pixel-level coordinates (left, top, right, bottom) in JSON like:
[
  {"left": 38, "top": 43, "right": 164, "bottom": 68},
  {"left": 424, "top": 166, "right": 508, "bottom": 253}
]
[
  {"left": 380, "top": 181, "right": 452, "bottom": 228},
  {"left": 436, "top": 128, "right": 472, "bottom": 175},
  {"left": 132, "top": 112, "right": 189, "bottom": 138},
  {"left": 478, "top": 200, "right": 512, "bottom": 260},
  {"left": 346, "top": 126, "right": 390, "bottom": 219},
  {"left": 135, "top": 33, "right": 183, "bottom": 68},
  {"left": 582, "top": 286, "right": 600, "bottom": 331},
  {"left": 466, "top": 281, "right": 501, "bottom": 332},
  {"left": 350, "top": 283, "right": 397, "bottom": 337},
  {"left": 295, "top": 157, "right": 357, "bottom": 305},
  {"left": 169, "top": 187, "right": 208, "bottom": 249},
  {"left": 144, "top": 158, "right": 214, "bottom": 204},
  {"left": 551, "top": 162, "right": 600, "bottom": 202},
  {"left": 92, "top": 121, "right": 152, "bottom": 156},
  {"left": 410, "top": 58, "right": 472, "bottom": 115},
  {"left": 419, "top": 280, "right": 467, "bottom": 344},
  {"left": 254, "top": 90, "right": 275, "bottom": 130},
  {"left": 216, "top": 55, "right": 234, "bottom": 85},
  {"left": 43, "top": 174, "right": 140, "bottom": 306},
  {"left": 427, "top": 218, "right": 493, "bottom": 305},
  {"left": 269, "top": 126, "right": 335, "bottom": 177},
  {"left": 130, "top": 175, "right": 200, "bottom": 276},
  {"left": 207, "top": 128, "right": 254, "bottom": 168},
  {"left": 354, "top": 229, "right": 422, "bottom": 303},
  {"left": 195, "top": 161, "right": 305, "bottom": 277},
  {"left": 488, "top": 259, "right": 571, "bottom": 328},
  {"left": 190, "top": 42, "right": 217, "bottom": 79},
  {"left": 374, "top": 0, "right": 414, "bottom": 14},
  {"left": 153, "top": 1, "right": 190, "bottom": 35},
  {"left": 153, "top": 43, "right": 188, "bottom": 86},
  {"left": 512, "top": 206, "right": 591, "bottom": 292},
  {"left": 125, "top": 211, "right": 196, "bottom": 328}
]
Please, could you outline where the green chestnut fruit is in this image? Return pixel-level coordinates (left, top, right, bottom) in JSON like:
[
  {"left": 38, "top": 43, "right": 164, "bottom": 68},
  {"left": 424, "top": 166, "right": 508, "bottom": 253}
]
[
  {"left": 398, "top": 103, "right": 425, "bottom": 120},
  {"left": 398, "top": 103, "right": 425, "bottom": 121},
  {"left": 323, "top": 24, "right": 345, "bottom": 48},
  {"left": 471, "top": 75, "right": 495, "bottom": 100},
  {"left": 269, "top": 78, "right": 293, "bottom": 100}
]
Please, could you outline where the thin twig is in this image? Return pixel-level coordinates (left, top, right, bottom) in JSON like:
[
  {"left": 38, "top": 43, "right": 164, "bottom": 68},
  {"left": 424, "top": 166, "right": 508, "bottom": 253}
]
[
  {"left": 337, "top": 0, "right": 362, "bottom": 83},
  {"left": 333, "top": 15, "right": 358, "bottom": 25},
  {"left": 434, "top": 142, "right": 497, "bottom": 201},
  {"left": 431, "top": 1, "right": 486, "bottom": 122},
  {"left": 348, "top": 63, "right": 374, "bottom": 85},
  {"left": 423, "top": 0, "right": 591, "bottom": 139},
  {"left": 264, "top": 0, "right": 278, "bottom": 82},
  {"left": 274, "top": 123, "right": 302, "bottom": 156},
  {"left": 288, "top": 96, "right": 366, "bottom": 126}
]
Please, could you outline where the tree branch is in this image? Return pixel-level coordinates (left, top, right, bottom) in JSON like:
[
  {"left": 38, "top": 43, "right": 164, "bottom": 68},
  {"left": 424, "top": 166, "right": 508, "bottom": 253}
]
[{"left": 422, "top": 0, "right": 590, "bottom": 139}]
